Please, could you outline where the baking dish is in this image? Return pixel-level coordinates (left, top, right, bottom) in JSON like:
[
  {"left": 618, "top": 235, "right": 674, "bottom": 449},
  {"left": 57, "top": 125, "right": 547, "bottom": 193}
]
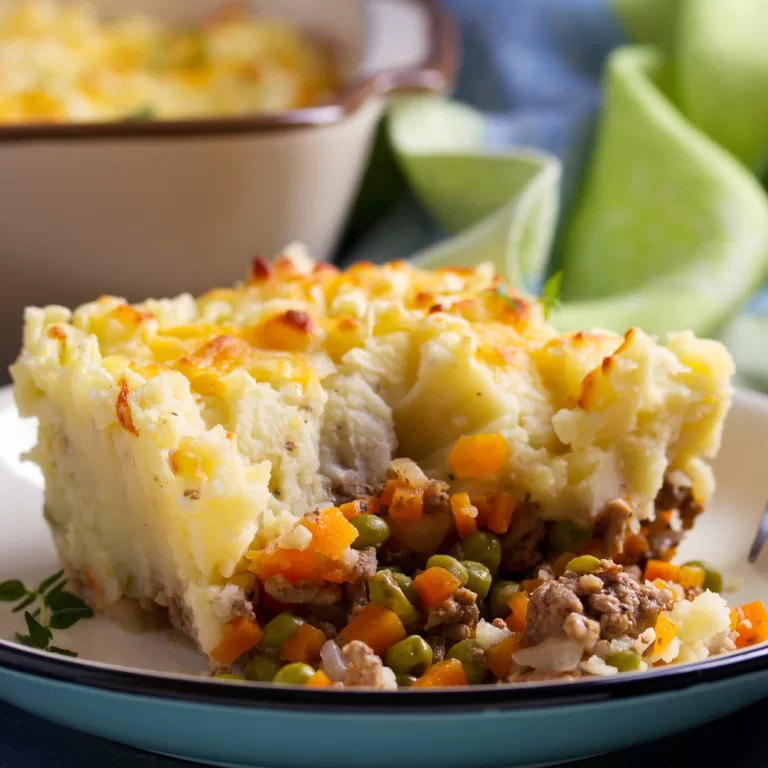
[{"left": 0, "top": 0, "right": 458, "bottom": 371}]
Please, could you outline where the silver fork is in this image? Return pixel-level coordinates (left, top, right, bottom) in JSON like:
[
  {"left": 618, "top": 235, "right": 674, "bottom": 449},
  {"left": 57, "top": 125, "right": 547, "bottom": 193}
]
[{"left": 748, "top": 501, "right": 768, "bottom": 564}]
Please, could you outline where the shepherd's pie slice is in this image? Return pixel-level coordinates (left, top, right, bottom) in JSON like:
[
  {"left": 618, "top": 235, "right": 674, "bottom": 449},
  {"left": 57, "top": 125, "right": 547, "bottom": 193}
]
[{"left": 10, "top": 245, "right": 734, "bottom": 660}]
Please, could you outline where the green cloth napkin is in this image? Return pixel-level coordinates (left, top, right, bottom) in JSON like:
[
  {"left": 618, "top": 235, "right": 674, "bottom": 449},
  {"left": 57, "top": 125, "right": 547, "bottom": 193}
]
[{"left": 348, "top": 0, "right": 768, "bottom": 389}]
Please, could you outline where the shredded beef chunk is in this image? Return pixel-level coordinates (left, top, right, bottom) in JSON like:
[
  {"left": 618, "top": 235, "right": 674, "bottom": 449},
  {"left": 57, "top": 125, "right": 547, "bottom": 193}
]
[
  {"left": 342, "top": 641, "right": 396, "bottom": 689},
  {"left": 501, "top": 501, "right": 547, "bottom": 571},
  {"left": 348, "top": 547, "right": 377, "bottom": 583},
  {"left": 343, "top": 582, "right": 369, "bottom": 617},
  {"left": 596, "top": 499, "right": 632, "bottom": 558},
  {"left": 426, "top": 634, "right": 446, "bottom": 663},
  {"left": 263, "top": 576, "right": 341, "bottom": 606},
  {"left": 525, "top": 582, "right": 584, "bottom": 645},
  {"left": 526, "top": 560, "right": 674, "bottom": 645},
  {"left": 423, "top": 480, "right": 451, "bottom": 516},
  {"left": 424, "top": 587, "right": 479, "bottom": 642}
]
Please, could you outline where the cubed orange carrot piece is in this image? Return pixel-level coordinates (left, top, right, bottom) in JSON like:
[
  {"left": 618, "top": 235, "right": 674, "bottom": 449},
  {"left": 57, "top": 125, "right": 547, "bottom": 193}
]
[
  {"left": 487, "top": 492, "right": 516, "bottom": 535},
  {"left": 412, "top": 567, "right": 462, "bottom": 610},
  {"left": 377, "top": 480, "right": 397, "bottom": 507},
  {"left": 678, "top": 565, "right": 706, "bottom": 590},
  {"left": 644, "top": 560, "right": 681, "bottom": 584},
  {"left": 473, "top": 495, "right": 493, "bottom": 528},
  {"left": 303, "top": 506, "right": 359, "bottom": 559},
  {"left": 307, "top": 670, "right": 332, "bottom": 688},
  {"left": 253, "top": 546, "right": 323, "bottom": 584},
  {"left": 735, "top": 601, "right": 768, "bottom": 648},
  {"left": 652, "top": 614, "right": 678, "bottom": 656},
  {"left": 388, "top": 486, "right": 425, "bottom": 520},
  {"left": 520, "top": 579, "right": 544, "bottom": 594},
  {"left": 488, "top": 635, "right": 526, "bottom": 679},
  {"left": 623, "top": 534, "right": 649, "bottom": 561},
  {"left": 280, "top": 623, "right": 327, "bottom": 665},
  {"left": 210, "top": 617, "right": 264, "bottom": 665},
  {"left": 339, "top": 497, "right": 380, "bottom": 520},
  {"left": 412, "top": 658, "right": 468, "bottom": 687},
  {"left": 450, "top": 492, "right": 479, "bottom": 539},
  {"left": 448, "top": 433, "right": 510, "bottom": 478},
  {"left": 340, "top": 603, "right": 406, "bottom": 656},
  {"left": 504, "top": 591, "right": 529, "bottom": 633}
]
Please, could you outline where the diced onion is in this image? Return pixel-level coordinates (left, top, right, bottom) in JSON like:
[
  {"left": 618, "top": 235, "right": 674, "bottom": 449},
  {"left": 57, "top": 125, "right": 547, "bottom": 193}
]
[
  {"left": 512, "top": 637, "right": 584, "bottom": 673},
  {"left": 475, "top": 619, "right": 511, "bottom": 652},
  {"left": 320, "top": 640, "right": 347, "bottom": 683}
]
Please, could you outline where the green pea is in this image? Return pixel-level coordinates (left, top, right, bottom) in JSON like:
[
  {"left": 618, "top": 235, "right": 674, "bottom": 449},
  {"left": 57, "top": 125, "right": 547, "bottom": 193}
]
[
  {"left": 459, "top": 531, "right": 502, "bottom": 574},
  {"left": 565, "top": 555, "right": 601, "bottom": 574},
  {"left": 391, "top": 572, "right": 420, "bottom": 605},
  {"left": 460, "top": 560, "right": 492, "bottom": 599},
  {"left": 243, "top": 652, "right": 282, "bottom": 682},
  {"left": 369, "top": 571, "right": 420, "bottom": 624},
  {"left": 549, "top": 520, "right": 592, "bottom": 553},
  {"left": 272, "top": 662, "right": 315, "bottom": 686},
  {"left": 605, "top": 650, "right": 642, "bottom": 672},
  {"left": 396, "top": 674, "right": 417, "bottom": 688},
  {"left": 214, "top": 673, "right": 242, "bottom": 681},
  {"left": 447, "top": 639, "right": 488, "bottom": 684},
  {"left": 385, "top": 635, "right": 434, "bottom": 676},
  {"left": 350, "top": 514, "right": 390, "bottom": 549},
  {"left": 426, "top": 555, "right": 469, "bottom": 586},
  {"left": 684, "top": 561, "right": 723, "bottom": 593},
  {"left": 489, "top": 580, "right": 520, "bottom": 618},
  {"left": 260, "top": 612, "right": 305, "bottom": 649}
]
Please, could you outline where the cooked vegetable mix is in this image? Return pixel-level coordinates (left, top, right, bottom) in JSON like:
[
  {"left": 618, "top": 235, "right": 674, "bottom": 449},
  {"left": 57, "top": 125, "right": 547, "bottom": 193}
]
[{"left": 186, "top": 458, "right": 767, "bottom": 688}]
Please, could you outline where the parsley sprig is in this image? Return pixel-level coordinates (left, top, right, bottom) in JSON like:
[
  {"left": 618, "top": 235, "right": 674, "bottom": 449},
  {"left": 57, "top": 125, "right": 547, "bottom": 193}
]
[
  {"left": 540, "top": 271, "right": 563, "bottom": 319},
  {"left": 0, "top": 571, "right": 93, "bottom": 657}
]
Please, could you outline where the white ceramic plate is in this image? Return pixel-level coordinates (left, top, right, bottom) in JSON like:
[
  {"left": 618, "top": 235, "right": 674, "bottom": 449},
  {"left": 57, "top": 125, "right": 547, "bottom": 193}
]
[{"left": 1, "top": 384, "right": 768, "bottom": 768}]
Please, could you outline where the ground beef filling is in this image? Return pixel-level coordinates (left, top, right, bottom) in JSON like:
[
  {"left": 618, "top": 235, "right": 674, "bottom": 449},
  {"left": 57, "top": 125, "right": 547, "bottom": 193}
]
[{"left": 526, "top": 560, "right": 674, "bottom": 647}]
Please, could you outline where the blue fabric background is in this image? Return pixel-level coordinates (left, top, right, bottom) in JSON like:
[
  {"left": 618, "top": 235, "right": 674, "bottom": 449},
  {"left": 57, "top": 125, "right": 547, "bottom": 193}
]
[{"left": 1, "top": 0, "right": 765, "bottom": 763}]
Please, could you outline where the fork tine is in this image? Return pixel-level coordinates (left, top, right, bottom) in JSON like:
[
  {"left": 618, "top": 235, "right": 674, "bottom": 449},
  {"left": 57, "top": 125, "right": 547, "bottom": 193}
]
[{"left": 748, "top": 501, "right": 768, "bottom": 564}]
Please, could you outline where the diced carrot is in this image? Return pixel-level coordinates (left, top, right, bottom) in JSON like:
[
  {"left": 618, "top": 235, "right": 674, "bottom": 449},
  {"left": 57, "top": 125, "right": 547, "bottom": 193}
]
[
  {"left": 303, "top": 506, "right": 359, "bottom": 560},
  {"left": 280, "top": 623, "right": 327, "bottom": 665},
  {"left": 652, "top": 614, "right": 678, "bottom": 656},
  {"left": 252, "top": 546, "right": 323, "bottom": 584},
  {"left": 210, "top": 617, "right": 264, "bottom": 665},
  {"left": 473, "top": 495, "right": 493, "bottom": 528},
  {"left": 644, "top": 560, "right": 681, "bottom": 584},
  {"left": 729, "top": 607, "right": 742, "bottom": 632},
  {"left": 678, "top": 565, "right": 706, "bottom": 590},
  {"left": 449, "top": 433, "right": 510, "bottom": 478},
  {"left": 734, "top": 601, "right": 768, "bottom": 649},
  {"left": 504, "top": 591, "right": 529, "bottom": 633},
  {"left": 340, "top": 603, "right": 406, "bottom": 656},
  {"left": 339, "top": 497, "right": 380, "bottom": 520},
  {"left": 623, "top": 534, "right": 649, "bottom": 561},
  {"left": 261, "top": 593, "right": 298, "bottom": 613},
  {"left": 412, "top": 658, "right": 468, "bottom": 688},
  {"left": 520, "top": 579, "right": 544, "bottom": 594},
  {"left": 377, "top": 481, "right": 397, "bottom": 507},
  {"left": 488, "top": 635, "right": 526, "bottom": 679},
  {"left": 412, "top": 567, "right": 462, "bottom": 610},
  {"left": 307, "top": 670, "right": 332, "bottom": 688},
  {"left": 488, "top": 492, "right": 516, "bottom": 535},
  {"left": 450, "top": 492, "right": 479, "bottom": 539},
  {"left": 388, "top": 486, "right": 425, "bottom": 520}
]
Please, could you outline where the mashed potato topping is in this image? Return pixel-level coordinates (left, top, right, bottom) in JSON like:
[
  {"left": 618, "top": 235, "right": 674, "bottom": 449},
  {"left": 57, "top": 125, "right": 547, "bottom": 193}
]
[
  {"left": 11, "top": 246, "right": 734, "bottom": 656},
  {"left": 0, "top": 0, "right": 339, "bottom": 123}
]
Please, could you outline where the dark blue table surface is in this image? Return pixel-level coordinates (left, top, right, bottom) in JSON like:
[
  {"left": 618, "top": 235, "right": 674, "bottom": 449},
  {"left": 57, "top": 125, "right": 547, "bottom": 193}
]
[{"left": 1, "top": 695, "right": 766, "bottom": 768}]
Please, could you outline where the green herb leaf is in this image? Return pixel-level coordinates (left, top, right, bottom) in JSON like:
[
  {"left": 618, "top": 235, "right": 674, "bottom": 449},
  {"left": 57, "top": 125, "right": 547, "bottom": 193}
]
[
  {"left": 0, "top": 580, "right": 26, "bottom": 601},
  {"left": 36, "top": 570, "right": 65, "bottom": 594},
  {"left": 24, "top": 611, "right": 52, "bottom": 649},
  {"left": 45, "top": 590, "right": 92, "bottom": 614},
  {"left": 12, "top": 593, "right": 38, "bottom": 613},
  {"left": 49, "top": 646, "right": 78, "bottom": 657},
  {"left": 540, "top": 271, "right": 563, "bottom": 319},
  {"left": 14, "top": 633, "right": 33, "bottom": 647},
  {"left": 49, "top": 607, "right": 93, "bottom": 630}
]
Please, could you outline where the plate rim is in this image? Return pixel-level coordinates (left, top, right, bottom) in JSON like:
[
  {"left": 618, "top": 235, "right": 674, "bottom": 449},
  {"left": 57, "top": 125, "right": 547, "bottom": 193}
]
[{"left": 2, "top": 386, "right": 768, "bottom": 713}]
